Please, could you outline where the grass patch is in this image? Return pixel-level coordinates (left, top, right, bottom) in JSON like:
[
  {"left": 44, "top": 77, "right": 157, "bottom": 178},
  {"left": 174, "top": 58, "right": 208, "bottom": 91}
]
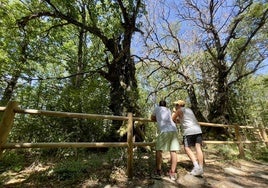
[
  {"left": 53, "top": 159, "right": 89, "bottom": 183},
  {"left": 0, "top": 151, "right": 25, "bottom": 172},
  {"left": 214, "top": 144, "right": 239, "bottom": 160},
  {"left": 249, "top": 144, "right": 268, "bottom": 162}
]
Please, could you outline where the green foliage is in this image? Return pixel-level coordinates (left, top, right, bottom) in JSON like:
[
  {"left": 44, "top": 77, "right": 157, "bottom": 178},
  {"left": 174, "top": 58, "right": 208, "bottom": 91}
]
[
  {"left": 243, "top": 143, "right": 268, "bottom": 162},
  {"left": 0, "top": 151, "right": 25, "bottom": 172},
  {"left": 228, "top": 75, "right": 268, "bottom": 125},
  {"left": 106, "top": 148, "right": 126, "bottom": 165},
  {"left": 255, "top": 146, "right": 268, "bottom": 162},
  {"left": 143, "top": 122, "right": 157, "bottom": 142},
  {"left": 53, "top": 159, "right": 88, "bottom": 181},
  {"left": 0, "top": 0, "right": 145, "bottom": 142},
  {"left": 51, "top": 149, "right": 127, "bottom": 183},
  {"left": 214, "top": 142, "right": 268, "bottom": 162},
  {"left": 136, "top": 61, "right": 187, "bottom": 113},
  {"left": 0, "top": 0, "right": 267, "bottom": 151},
  {"left": 215, "top": 145, "right": 239, "bottom": 160}
]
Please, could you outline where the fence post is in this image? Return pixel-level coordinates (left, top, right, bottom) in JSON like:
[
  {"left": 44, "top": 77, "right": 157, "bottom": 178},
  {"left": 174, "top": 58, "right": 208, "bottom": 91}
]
[
  {"left": 259, "top": 125, "right": 268, "bottom": 147},
  {"left": 0, "top": 101, "right": 18, "bottom": 157},
  {"left": 127, "top": 112, "right": 133, "bottom": 179},
  {"left": 234, "top": 125, "right": 245, "bottom": 158}
]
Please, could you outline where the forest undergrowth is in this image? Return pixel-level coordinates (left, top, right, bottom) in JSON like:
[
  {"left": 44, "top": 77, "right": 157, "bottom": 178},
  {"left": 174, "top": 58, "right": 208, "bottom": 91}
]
[{"left": 0, "top": 144, "right": 268, "bottom": 187}]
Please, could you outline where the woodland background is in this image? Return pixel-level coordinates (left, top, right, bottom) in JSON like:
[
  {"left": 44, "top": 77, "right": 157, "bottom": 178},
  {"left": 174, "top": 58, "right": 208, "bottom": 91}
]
[
  {"left": 0, "top": 0, "right": 268, "bottom": 146},
  {"left": 0, "top": 1, "right": 268, "bottom": 187}
]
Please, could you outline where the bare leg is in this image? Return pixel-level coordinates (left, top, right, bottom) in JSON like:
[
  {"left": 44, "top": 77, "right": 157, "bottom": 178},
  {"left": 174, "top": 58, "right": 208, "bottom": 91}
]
[
  {"left": 170, "top": 151, "right": 177, "bottom": 172},
  {"left": 195, "top": 143, "right": 204, "bottom": 168},
  {"left": 156, "top": 150, "right": 162, "bottom": 171},
  {"left": 184, "top": 146, "right": 197, "bottom": 164}
]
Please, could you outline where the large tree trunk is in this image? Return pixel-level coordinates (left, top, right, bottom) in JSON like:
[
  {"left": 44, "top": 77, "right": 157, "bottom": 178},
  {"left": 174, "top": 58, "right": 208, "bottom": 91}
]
[
  {"left": 207, "top": 63, "right": 230, "bottom": 139},
  {"left": 107, "top": 45, "right": 140, "bottom": 142},
  {"left": 187, "top": 84, "right": 207, "bottom": 122},
  {"left": 208, "top": 63, "right": 229, "bottom": 123},
  {"left": 103, "top": 4, "right": 142, "bottom": 141}
]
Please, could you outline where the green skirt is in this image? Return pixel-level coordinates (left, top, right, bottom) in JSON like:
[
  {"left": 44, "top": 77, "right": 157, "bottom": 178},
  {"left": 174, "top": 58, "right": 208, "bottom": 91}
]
[{"left": 156, "top": 131, "right": 180, "bottom": 151}]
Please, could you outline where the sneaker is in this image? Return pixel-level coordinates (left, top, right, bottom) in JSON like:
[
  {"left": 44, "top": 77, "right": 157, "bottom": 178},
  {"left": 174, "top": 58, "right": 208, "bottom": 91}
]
[
  {"left": 168, "top": 170, "right": 178, "bottom": 181},
  {"left": 190, "top": 167, "right": 203, "bottom": 176}
]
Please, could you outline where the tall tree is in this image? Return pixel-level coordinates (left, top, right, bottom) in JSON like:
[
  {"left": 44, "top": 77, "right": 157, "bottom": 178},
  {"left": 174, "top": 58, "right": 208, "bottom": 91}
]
[
  {"left": 141, "top": 0, "right": 268, "bottom": 128},
  {"left": 0, "top": 1, "right": 28, "bottom": 106},
  {"left": 13, "top": 0, "right": 145, "bottom": 141}
]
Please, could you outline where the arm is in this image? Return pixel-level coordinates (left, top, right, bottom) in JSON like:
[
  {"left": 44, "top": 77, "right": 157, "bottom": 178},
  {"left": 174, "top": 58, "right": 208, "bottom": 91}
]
[{"left": 172, "top": 108, "right": 183, "bottom": 123}]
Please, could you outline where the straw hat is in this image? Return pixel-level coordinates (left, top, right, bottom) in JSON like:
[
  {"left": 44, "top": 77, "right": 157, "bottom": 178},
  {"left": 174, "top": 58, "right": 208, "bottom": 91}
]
[{"left": 173, "top": 100, "right": 186, "bottom": 106}]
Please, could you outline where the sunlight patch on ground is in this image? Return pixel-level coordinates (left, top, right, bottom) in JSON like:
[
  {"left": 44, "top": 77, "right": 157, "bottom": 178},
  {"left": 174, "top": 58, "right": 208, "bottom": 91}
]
[{"left": 2, "top": 161, "right": 51, "bottom": 186}]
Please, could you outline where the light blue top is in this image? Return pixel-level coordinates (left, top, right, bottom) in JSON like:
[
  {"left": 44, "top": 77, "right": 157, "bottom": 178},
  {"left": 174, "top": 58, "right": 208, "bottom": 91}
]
[
  {"left": 152, "top": 106, "right": 178, "bottom": 133},
  {"left": 180, "top": 107, "right": 202, "bottom": 136}
]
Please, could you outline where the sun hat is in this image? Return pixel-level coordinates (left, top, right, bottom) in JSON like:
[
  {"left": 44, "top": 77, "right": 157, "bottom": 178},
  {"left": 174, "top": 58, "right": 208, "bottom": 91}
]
[{"left": 173, "top": 100, "right": 186, "bottom": 106}]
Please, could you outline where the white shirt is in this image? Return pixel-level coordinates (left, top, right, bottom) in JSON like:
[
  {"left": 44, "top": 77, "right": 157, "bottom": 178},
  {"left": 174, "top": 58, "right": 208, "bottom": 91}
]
[
  {"left": 180, "top": 107, "right": 202, "bottom": 136},
  {"left": 152, "top": 106, "right": 178, "bottom": 133}
]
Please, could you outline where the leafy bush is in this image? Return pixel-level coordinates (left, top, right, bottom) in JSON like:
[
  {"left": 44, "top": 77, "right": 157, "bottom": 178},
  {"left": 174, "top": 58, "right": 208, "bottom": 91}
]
[
  {"left": 106, "top": 148, "right": 126, "bottom": 164},
  {"left": 215, "top": 145, "right": 239, "bottom": 160},
  {"left": 246, "top": 144, "right": 268, "bottom": 162},
  {"left": 256, "top": 148, "right": 268, "bottom": 162},
  {"left": 0, "top": 151, "right": 25, "bottom": 172},
  {"left": 53, "top": 159, "right": 88, "bottom": 181}
]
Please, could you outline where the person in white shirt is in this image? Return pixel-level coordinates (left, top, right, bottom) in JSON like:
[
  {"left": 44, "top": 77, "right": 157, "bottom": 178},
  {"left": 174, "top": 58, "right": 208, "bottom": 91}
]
[
  {"left": 172, "top": 100, "right": 204, "bottom": 176},
  {"left": 151, "top": 100, "right": 180, "bottom": 180}
]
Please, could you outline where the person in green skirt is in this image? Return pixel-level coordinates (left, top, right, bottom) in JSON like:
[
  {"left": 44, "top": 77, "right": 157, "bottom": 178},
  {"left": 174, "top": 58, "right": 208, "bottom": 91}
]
[{"left": 151, "top": 100, "right": 181, "bottom": 180}]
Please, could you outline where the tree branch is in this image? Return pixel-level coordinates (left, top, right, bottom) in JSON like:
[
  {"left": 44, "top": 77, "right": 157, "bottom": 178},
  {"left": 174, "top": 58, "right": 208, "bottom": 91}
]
[{"left": 227, "top": 7, "right": 268, "bottom": 74}]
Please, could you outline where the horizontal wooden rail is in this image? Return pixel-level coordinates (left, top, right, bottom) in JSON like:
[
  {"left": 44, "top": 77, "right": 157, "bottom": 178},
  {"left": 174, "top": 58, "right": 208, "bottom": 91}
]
[
  {"left": 199, "top": 122, "right": 232, "bottom": 128},
  {"left": 203, "top": 140, "right": 263, "bottom": 144},
  {"left": 1, "top": 142, "right": 129, "bottom": 149},
  {"left": 14, "top": 108, "right": 129, "bottom": 121},
  {"left": 11, "top": 108, "right": 152, "bottom": 122},
  {"left": 2, "top": 140, "right": 265, "bottom": 149},
  {"left": 0, "top": 101, "right": 267, "bottom": 179},
  {"left": 3, "top": 107, "right": 266, "bottom": 129},
  {"left": 199, "top": 122, "right": 268, "bottom": 130},
  {"left": 0, "top": 107, "right": 6, "bottom": 111},
  {"left": 2, "top": 107, "right": 266, "bottom": 129}
]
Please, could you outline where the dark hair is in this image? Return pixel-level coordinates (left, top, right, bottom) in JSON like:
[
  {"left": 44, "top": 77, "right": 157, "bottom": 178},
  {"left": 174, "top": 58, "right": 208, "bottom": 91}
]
[{"left": 159, "top": 100, "right": 166, "bottom": 107}]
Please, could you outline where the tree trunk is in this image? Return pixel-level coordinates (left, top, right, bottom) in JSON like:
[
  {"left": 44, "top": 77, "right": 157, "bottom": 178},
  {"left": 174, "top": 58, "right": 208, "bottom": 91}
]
[
  {"left": 207, "top": 63, "right": 230, "bottom": 139},
  {"left": 0, "top": 32, "right": 27, "bottom": 106},
  {"left": 187, "top": 84, "right": 207, "bottom": 122},
  {"left": 103, "top": 10, "right": 141, "bottom": 141},
  {"left": 0, "top": 75, "right": 20, "bottom": 106},
  {"left": 208, "top": 63, "right": 229, "bottom": 123},
  {"left": 107, "top": 52, "right": 139, "bottom": 141}
]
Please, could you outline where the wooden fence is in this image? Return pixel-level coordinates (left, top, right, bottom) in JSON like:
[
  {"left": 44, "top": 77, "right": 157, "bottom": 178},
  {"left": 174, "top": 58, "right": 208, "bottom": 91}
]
[{"left": 0, "top": 101, "right": 267, "bottom": 179}]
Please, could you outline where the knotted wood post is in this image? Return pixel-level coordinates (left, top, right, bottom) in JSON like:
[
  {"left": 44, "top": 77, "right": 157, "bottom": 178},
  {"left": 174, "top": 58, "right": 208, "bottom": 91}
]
[
  {"left": 259, "top": 125, "right": 268, "bottom": 147},
  {"left": 127, "top": 112, "right": 133, "bottom": 179},
  {"left": 234, "top": 125, "right": 245, "bottom": 158},
  {"left": 0, "top": 101, "right": 18, "bottom": 157}
]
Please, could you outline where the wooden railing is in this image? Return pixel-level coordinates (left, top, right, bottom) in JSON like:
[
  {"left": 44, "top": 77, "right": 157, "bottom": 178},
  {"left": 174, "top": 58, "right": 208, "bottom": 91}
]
[{"left": 0, "top": 101, "right": 267, "bottom": 179}]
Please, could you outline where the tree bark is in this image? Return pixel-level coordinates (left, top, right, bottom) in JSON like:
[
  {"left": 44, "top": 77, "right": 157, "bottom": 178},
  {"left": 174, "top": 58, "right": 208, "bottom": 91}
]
[{"left": 187, "top": 84, "right": 207, "bottom": 122}]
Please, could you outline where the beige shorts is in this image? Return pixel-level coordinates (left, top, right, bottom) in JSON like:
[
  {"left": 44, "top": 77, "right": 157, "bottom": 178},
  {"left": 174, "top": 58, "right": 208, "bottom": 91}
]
[{"left": 156, "top": 132, "right": 180, "bottom": 151}]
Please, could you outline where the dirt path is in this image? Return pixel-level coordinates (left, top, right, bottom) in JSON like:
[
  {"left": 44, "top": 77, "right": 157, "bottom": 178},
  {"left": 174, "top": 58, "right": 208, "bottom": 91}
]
[{"left": 149, "top": 150, "right": 268, "bottom": 188}]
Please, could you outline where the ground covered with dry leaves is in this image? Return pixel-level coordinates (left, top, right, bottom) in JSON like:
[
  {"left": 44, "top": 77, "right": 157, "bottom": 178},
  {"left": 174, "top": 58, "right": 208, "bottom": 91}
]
[{"left": 0, "top": 145, "right": 268, "bottom": 187}]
